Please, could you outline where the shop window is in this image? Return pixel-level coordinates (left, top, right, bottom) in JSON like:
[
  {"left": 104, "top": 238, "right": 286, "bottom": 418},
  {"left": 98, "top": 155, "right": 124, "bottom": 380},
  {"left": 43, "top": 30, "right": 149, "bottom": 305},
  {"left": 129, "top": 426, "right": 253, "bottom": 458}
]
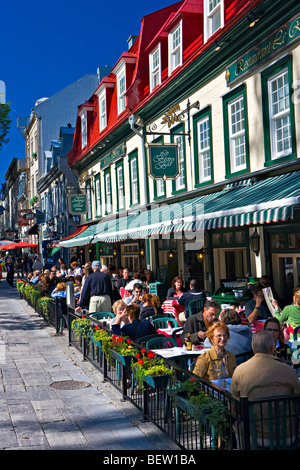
[
  {"left": 116, "top": 163, "right": 125, "bottom": 211},
  {"left": 261, "top": 56, "right": 296, "bottom": 165},
  {"left": 94, "top": 175, "right": 101, "bottom": 218},
  {"left": 104, "top": 170, "right": 112, "bottom": 214},
  {"left": 86, "top": 179, "right": 92, "bottom": 220},
  {"left": 171, "top": 125, "right": 186, "bottom": 193},
  {"left": 129, "top": 151, "right": 139, "bottom": 206}
]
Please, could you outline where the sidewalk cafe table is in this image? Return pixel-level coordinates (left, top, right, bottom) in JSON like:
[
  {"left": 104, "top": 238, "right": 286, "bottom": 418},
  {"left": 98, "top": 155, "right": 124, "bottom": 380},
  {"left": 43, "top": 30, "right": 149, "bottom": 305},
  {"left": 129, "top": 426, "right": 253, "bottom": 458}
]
[
  {"left": 156, "top": 327, "right": 183, "bottom": 346},
  {"left": 162, "top": 300, "right": 185, "bottom": 324},
  {"left": 150, "top": 346, "right": 209, "bottom": 359}
]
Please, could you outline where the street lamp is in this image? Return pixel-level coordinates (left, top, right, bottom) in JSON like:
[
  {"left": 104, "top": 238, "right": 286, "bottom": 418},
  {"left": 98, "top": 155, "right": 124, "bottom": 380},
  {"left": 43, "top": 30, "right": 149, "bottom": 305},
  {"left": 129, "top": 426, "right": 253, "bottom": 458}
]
[{"left": 249, "top": 228, "right": 260, "bottom": 256}]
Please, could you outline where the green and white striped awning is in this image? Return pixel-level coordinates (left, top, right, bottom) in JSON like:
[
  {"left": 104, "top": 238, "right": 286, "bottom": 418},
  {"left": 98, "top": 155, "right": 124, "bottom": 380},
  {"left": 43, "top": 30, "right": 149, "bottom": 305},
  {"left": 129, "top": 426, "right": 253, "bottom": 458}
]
[
  {"left": 196, "top": 171, "right": 300, "bottom": 231},
  {"left": 93, "top": 191, "right": 224, "bottom": 243}
]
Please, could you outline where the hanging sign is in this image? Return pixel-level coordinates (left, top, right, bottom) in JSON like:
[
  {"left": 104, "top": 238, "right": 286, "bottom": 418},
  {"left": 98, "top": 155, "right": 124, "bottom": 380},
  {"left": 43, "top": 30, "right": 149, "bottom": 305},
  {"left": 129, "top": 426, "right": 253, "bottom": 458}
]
[
  {"left": 147, "top": 143, "right": 180, "bottom": 180},
  {"left": 68, "top": 195, "right": 87, "bottom": 214}
]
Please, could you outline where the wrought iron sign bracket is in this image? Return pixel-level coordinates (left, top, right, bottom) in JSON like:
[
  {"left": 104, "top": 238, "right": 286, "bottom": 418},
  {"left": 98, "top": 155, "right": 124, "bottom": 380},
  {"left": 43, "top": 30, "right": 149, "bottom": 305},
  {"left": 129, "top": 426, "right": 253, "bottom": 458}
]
[{"left": 145, "top": 99, "right": 200, "bottom": 146}]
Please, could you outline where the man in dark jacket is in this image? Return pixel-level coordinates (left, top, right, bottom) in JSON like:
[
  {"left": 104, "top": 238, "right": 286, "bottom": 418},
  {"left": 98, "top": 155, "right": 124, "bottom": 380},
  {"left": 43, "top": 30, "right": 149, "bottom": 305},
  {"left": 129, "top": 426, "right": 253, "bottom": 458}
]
[
  {"left": 177, "top": 279, "right": 206, "bottom": 315},
  {"left": 180, "top": 299, "right": 220, "bottom": 346},
  {"left": 77, "top": 261, "right": 113, "bottom": 313}
]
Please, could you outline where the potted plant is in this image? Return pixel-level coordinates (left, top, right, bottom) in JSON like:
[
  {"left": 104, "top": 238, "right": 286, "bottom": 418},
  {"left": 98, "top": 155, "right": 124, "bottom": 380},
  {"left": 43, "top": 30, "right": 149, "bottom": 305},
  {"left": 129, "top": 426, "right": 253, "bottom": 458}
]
[
  {"left": 71, "top": 316, "right": 93, "bottom": 345},
  {"left": 172, "top": 377, "right": 229, "bottom": 448},
  {"left": 132, "top": 349, "right": 173, "bottom": 390}
]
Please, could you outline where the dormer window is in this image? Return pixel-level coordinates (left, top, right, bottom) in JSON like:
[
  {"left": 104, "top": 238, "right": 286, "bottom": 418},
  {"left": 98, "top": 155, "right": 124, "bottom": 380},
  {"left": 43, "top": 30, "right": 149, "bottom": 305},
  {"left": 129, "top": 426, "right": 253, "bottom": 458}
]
[
  {"left": 99, "top": 90, "right": 107, "bottom": 132},
  {"left": 80, "top": 111, "right": 87, "bottom": 148},
  {"left": 204, "top": 0, "right": 224, "bottom": 43},
  {"left": 168, "top": 21, "right": 182, "bottom": 75},
  {"left": 117, "top": 67, "right": 126, "bottom": 115},
  {"left": 149, "top": 45, "right": 161, "bottom": 92}
]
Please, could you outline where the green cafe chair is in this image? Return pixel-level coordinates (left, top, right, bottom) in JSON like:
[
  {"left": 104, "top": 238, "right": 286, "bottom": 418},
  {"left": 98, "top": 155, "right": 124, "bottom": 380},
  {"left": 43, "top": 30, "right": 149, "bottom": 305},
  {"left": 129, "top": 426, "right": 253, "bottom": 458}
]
[
  {"left": 187, "top": 298, "right": 206, "bottom": 317},
  {"left": 90, "top": 312, "right": 115, "bottom": 320},
  {"left": 146, "top": 336, "right": 177, "bottom": 350},
  {"left": 151, "top": 317, "right": 178, "bottom": 329}
]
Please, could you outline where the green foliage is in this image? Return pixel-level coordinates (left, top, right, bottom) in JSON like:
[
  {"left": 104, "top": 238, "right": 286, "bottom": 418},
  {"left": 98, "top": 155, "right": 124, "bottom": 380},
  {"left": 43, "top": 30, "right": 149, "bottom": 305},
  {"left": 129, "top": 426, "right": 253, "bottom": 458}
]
[
  {"left": 132, "top": 349, "right": 173, "bottom": 389},
  {"left": 71, "top": 316, "right": 93, "bottom": 344},
  {"left": 0, "top": 103, "right": 12, "bottom": 151}
]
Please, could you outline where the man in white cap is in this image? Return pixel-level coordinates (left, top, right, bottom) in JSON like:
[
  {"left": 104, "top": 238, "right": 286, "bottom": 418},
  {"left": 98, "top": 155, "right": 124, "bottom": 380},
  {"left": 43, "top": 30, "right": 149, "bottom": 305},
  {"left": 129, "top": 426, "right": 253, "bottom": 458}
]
[{"left": 76, "top": 260, "right": 113, "bottom": 313}]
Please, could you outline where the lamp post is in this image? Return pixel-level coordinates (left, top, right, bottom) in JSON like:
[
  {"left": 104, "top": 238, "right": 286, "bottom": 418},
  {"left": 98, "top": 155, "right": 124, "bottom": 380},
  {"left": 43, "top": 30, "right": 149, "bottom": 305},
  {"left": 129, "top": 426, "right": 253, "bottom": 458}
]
[{"left": 249, "top": 228, "right": 260, "bottom": 256}]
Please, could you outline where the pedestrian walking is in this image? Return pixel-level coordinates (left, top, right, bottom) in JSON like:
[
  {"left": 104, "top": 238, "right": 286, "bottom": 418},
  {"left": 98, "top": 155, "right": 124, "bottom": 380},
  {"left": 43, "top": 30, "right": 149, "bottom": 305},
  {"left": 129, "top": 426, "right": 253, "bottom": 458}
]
[
  {"left": 5, "top": 257, "right": 14, "bottom": 287},
  {"left": 76, "top": 260, "right": 113, "bottom": 313}
]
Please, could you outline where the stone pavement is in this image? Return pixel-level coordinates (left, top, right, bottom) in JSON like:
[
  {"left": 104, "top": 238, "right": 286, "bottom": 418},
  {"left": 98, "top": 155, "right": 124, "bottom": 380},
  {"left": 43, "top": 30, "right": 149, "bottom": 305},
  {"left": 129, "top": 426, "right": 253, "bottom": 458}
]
[{"left": 0, "top": 275, "right": 180, "bottom": 450}]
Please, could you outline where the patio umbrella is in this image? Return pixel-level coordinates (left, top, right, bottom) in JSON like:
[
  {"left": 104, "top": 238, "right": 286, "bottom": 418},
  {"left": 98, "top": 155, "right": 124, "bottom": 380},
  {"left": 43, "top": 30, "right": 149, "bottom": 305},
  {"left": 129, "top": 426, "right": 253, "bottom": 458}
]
[{"left": 0, "top": 242, "right": 38, "bottom": 250}]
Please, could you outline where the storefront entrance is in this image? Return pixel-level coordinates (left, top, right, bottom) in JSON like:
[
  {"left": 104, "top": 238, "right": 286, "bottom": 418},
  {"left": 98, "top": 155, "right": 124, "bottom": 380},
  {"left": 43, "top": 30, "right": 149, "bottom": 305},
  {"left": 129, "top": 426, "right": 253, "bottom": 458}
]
[{"left": 272, "top": 254, "right": 300, "bottom": 305}]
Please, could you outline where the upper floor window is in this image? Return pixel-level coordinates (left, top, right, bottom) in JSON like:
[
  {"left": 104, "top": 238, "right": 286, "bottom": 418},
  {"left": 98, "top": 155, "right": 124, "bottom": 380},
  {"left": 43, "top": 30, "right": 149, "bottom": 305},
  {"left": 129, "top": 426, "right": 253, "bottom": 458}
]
[
  {"left": 80, "top": 111, "right": 87, "bottom": 148},
  {"left": 86, "top": 179, "right": 92, "bottom": 220},
  {"left": 99, "top": 91, "right": 107, "bottom": 132},
  {"left": 104, "top": 170, "right": 112, "bottom": 214},
  {"left": 261, "top": 57, "right": 296, "bottom": 165},
  {"left": 129, "top": 152, "right": 139, "bottom": 206},
  {"left": 94, "top": 175, "right": 101, "bottom": 217},
  {"left": 223, "top": 85, "right": 249, "bottom": 177},
  {"left": 117, "top": 67, "right": 126, "bottom": 115},
  {"left": 116, "top": 164, "right": 125, "bottom": 211},
  {"left": 204, "top": 0, "right": 224, "bottom": 43},
  {"left": 193, "top": 107, "right": 213, "bottom": 186},
  {"left": 169, "top": 21, "right": 182, "bottom": 74},
  {"left": 149, "top": 45, "right": 161, "bottom": 92}
]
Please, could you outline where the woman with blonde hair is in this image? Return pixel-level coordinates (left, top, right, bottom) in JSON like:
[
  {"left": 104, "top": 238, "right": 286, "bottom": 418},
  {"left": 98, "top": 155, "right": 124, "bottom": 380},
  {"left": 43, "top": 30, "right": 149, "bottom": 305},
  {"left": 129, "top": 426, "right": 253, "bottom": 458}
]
[
  {"left": 272, "top": 286, "right": 300, "bottom": 340},
  {"left": 193, "top": 321, "right": 237, "bottom": 381},
  {"left": 140, "top": 293, "right": 163, "bottom": 321}
]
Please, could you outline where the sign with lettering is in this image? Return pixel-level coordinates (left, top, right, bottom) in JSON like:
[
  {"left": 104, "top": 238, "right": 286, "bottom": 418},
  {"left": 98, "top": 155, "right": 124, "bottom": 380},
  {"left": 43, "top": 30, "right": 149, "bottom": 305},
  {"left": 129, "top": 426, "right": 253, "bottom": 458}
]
[
  {"left": 100, "top": 143, "right": 126, "bottom": 169},
  {"left": 68, "top": 195, "right": 87, "bottom": 214},
  {"left": 147, "top": 143, "right": 179, "bottom": 180},
  {"left": 226, "top": 13, "right": 300, "bottom": 86}
]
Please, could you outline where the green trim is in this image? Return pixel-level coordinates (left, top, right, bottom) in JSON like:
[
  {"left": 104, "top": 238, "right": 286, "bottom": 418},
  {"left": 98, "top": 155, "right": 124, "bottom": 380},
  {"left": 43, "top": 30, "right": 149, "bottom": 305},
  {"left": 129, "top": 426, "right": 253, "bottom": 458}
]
[
  {"left": 222, "top": 84, "right": 250, "bottom": 179},
  {"left": 104, "top": 167, "right": 113, "bottom": 215},
  {"left": 94, "top": 173, "right": 102, "bottom": 218},
  {"left": 192, "top": 105, "right": 214, "bottom": 187},
  {"left": 261, "top": 54, "right": 296, "bottom": 166},
  {"left": 171, "top": 123, "right": 187, "bottom": 194},
  {"left": 128, "top": 149, "right": 140, "bottom": 207},
  {"left": 115, "top": 160, "right": 125, "bottom": 212},
  {"left": 85, "top": 179, "right": 93, "bottom": 221}
]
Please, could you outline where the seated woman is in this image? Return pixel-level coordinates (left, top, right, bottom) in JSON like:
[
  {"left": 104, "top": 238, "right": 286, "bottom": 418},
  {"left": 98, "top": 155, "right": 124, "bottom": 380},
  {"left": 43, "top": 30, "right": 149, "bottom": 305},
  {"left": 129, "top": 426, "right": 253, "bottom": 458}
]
[
  {"left": 272, "top": 286, "right": 300, "bottom": 340},
  {"left": 51, "top": 282, "right": 67, "bottom": 298},
  {"left": 111, "top": 303, "right": 156, "bottom": 341},
  {"left": 167, "top": 276, "right": 185, "bottom": 300},
  {"left": 263, "top": 317, "right": 289, "bottom": 362},
  {"left": 193, "top": 321, "right": 237, "bottom": 381},
  {"left": 139, "top": 294, "right": 163, "bottom": 321}
]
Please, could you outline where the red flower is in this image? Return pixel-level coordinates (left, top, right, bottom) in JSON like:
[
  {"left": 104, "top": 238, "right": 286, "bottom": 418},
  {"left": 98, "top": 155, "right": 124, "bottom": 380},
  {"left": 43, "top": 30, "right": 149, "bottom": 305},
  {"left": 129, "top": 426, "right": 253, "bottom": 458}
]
[
  {"left": 137, "top": 359, "right": 144, "bottom": 365},
  {"left": 146, "top": 351, "right": 156, "bottom": 359},
  {"left": 140, "top": 349, "right": 146, "bottom": 354},
  {"left": 95, "top": 326, "right": 99, "bottom": 330},
  {"left": 135, "top": 354, "right": 140, "bottom": 358}
]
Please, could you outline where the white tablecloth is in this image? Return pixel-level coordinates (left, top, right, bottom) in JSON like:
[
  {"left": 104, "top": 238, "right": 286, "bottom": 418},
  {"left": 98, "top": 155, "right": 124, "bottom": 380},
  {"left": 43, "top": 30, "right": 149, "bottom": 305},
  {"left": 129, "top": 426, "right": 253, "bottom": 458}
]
[{"left": 151, "top": 346, "right": 209, "bottom": 358}]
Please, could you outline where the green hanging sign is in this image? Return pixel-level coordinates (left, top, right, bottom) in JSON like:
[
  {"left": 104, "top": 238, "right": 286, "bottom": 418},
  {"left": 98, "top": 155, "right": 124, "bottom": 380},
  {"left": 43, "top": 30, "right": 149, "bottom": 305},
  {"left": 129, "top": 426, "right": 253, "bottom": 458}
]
[
  {"left": 147, "top": 143, "right": 180, "bottom": 180},
  {"left": 68, "top": 195, "right": 87, "bottom": 214}
]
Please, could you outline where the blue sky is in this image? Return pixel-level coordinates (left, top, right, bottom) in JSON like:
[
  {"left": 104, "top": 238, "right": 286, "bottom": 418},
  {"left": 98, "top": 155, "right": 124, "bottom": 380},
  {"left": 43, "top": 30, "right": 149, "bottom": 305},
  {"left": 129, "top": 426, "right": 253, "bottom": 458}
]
[{"left": 0, "top": 0, "right": 176, "bottom": 183}]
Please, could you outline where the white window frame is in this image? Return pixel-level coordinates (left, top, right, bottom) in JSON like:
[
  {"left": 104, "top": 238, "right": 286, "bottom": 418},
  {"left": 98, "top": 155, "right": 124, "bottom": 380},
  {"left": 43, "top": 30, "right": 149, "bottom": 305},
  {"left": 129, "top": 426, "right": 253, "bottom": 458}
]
[
  {"left": 105, "top": 172, "right": 112, "bottom": 213},
  {"left": 174, "top": 135, "right": 185, "bottom": 191},
  {"left": 228, "top": 95, "right": 247, "bottom": 173},
  {"left": 204, "top": 0, "right": 224, "bottom": 43},
  {"left": 168, "top": 21, "right": 182, "bottom": 75},
  {"left": 116, "top": 165, "right": 125, "bottom": 210},
  {"left": 149, "top": 44, "right": 161, "bottom": 92},
  {"left": 117, "top": 67, "right": 126, "bottom": 115},
  {"left": 267, "top": 67, "right": 292, "bottom": 160},
  {"left": 130, "top": 157, "right": 139, "bottom": 205},
  {"left": 98, "top": 90, "right": 107, "bottom": 132},
  {"left": 95, "top": 177, "right": 101, "bottom": 217},
  {"left": 86, "top": 180, "right": 92, "bottom": 220},
  {"left": 80, "top": 111, "right": 87, "bottom": 148},
  {"left": 156, "top": 179, "right": 165, "bottom": 198},
  {"left": 197, "top": 116, "right": 212, "bottom": 183}
]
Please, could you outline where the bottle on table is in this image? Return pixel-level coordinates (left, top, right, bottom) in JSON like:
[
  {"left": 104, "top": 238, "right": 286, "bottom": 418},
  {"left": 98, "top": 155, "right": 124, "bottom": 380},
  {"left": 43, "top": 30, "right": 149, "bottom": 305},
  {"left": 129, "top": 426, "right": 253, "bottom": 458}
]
[{"left": 185, "top": 332, "right": 192, "bottom": 351}]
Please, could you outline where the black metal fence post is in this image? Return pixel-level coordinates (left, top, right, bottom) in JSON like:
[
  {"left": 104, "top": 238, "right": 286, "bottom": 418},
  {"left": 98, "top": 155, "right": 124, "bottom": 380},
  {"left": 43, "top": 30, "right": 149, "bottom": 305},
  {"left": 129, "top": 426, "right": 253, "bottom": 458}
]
[{"left": 240, "top": 396, "right": 251, "bottom": 450}]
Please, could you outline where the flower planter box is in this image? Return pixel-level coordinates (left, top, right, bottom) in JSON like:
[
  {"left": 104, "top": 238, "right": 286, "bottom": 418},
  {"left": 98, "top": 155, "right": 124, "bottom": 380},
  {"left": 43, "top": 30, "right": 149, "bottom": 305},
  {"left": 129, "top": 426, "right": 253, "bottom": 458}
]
[
  {"left": 143, "top": 374, "right": 170, "bottom": 389},
  {"left": 109, "top": 349, "right": 133, "bottom": 367}
]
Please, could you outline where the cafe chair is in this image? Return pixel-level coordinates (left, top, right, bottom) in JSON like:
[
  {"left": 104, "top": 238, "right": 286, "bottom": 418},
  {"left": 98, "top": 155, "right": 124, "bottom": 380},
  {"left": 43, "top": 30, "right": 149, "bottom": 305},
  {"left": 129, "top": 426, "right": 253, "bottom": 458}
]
[
  {"left": 134, "top": 334, "right": 165, "bottom": 347},
  {"left": 90, "top": 312, "right": 115, "bottom": 320},
  {"left": 187, "top": 298, "right": 206, "bottom": 317},
  {"left": 235, "top": 350, "right": 253, "bottom": 365},
  {"left": 146, "top": 336, "right": 177, "bottom": 350},
  {"left": 151, "top": 317, "right": 178, "bottom": 329},
  {"left": 142, "top": 313, "right": 174, "bottom": 322}
]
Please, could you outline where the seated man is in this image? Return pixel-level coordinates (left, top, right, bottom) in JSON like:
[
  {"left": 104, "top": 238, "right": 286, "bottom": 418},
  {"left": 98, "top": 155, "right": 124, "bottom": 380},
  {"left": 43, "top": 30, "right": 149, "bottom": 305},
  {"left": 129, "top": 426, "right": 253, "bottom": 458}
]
[
  {"left": 177, "top": 279, "right": 206, "bottom": 316},
  {"left": 180, "top": 299, "right": 220, "bottom": 346},
  {"left": 244, "top": 284, "right": 272, "bottom": 324},
  {"left": 124, "top": 283, "right": 144, "bottom": 307},
  {"left": 111, "top": 303, "right": 156, "bottom": 341}
]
